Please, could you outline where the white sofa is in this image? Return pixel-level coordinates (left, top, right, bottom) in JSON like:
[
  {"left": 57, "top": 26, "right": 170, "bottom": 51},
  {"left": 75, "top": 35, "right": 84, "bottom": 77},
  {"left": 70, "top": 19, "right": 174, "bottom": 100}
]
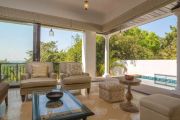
[{"left": 140, "top": 94, "right": 180, "bottom": 120}]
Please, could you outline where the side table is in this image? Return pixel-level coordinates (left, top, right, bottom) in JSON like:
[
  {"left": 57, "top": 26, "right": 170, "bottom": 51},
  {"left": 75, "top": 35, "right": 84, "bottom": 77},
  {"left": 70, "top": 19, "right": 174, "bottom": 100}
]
[{"left": 120, "top": 78, "right": 141, "bottom": 113}]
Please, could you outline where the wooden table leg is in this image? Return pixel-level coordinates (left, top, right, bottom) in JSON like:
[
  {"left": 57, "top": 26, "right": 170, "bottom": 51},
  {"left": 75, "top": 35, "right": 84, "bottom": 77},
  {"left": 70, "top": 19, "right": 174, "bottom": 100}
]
[
  {"left": 120, "top": 84, "right": 139, "bottom": 113},
  {"left": 126, "top": 84, "right": 133, "bottom": 104}
]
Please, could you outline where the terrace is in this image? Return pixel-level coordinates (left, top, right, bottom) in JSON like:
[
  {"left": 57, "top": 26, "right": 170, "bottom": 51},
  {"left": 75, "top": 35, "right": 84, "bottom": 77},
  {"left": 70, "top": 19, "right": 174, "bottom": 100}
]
[{"left": 0, "top": 0, "right": 180, "bottom": 120}]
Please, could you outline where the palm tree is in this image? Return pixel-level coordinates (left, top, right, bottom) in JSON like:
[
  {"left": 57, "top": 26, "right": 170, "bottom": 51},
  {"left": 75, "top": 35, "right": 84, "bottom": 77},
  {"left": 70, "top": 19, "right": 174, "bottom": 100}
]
[{"left": 110, "top": 59, "right": 127, "bottom": 76}]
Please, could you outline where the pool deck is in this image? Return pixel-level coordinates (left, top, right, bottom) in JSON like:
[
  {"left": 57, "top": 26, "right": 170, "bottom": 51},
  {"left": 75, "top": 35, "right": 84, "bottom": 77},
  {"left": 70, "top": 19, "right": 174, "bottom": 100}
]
[{"left": 132, "top": 84, "right": 180, "bottom": 98}]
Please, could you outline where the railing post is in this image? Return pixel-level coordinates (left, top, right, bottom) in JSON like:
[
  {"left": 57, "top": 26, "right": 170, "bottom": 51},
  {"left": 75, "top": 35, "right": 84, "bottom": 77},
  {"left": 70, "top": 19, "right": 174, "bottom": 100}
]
[{"left": 16, "top": 64, "right": 18, "bottom": 82}]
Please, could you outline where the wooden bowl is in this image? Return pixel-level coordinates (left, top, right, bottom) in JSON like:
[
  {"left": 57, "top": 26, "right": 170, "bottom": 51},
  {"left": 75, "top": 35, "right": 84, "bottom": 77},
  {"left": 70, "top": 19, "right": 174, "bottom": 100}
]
[
  {"left": 125, "top": 75, "right": 134, "bottom": 81},
  {"left": 46, "top": 91, "right": 63, "bottom": 101}
]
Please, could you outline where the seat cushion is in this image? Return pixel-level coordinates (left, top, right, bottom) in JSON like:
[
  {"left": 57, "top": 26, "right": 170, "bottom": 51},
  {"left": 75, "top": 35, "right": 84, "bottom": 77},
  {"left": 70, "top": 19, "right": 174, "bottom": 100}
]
[
  {"left": 21, "top": 78, "right": 57, "bottom": 88},
  {"left": 62, "top": 75, "right": 91, "bottom": 85},
  {"left": 99, "top": 80, "right": 124, "bottom": 91},
  {"left": 140, "top": 94, "right": 180, "bottom": 117},
  {"left": 0, "top": 82, "right": 9, "bottom": 101}
]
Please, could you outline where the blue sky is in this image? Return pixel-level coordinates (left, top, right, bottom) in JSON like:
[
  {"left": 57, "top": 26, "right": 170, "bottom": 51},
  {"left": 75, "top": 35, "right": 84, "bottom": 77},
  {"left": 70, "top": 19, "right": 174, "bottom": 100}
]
[
  {"left": 41, "top": 27, "right": 83, "bottom": 50},
  {"left": 0, "top": 22, "right": 83, "bottom": 61},
  {"left": 139, "top": 15, "right": 177, "bottom": 37},
  {"left": 0, "top": 22, "right": 33, "bottom": 61},
  {"left": 0, "top": 15, "right": 177, "bottom": 61}
]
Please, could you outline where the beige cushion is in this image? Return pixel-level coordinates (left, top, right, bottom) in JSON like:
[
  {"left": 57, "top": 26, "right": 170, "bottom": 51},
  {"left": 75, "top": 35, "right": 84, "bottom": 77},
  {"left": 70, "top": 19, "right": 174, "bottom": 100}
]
[
  {"left": 21, "top": 78, "right": 57, "bottom": 88},
  {"left": 140, "top": 94, "right": 180, "bottom": 118},
  {"left": 67, "top": 63, "right": 82, "bottom": 75},
  {"left": 62, "top": 75, "right": 91, "bottom": 85},
  {"left": 26, "top": 62, "right": 53, "bottom": 75},
  {"left": 31, "top": 63, "right": 48, "bottom": 78},
  {"left": 99, "top": 81, "right": 124, "bottom": 91}
]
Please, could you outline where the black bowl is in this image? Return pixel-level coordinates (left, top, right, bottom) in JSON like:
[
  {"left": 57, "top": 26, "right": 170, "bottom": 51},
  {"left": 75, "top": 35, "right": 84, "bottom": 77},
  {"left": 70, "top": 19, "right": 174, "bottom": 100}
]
[{"left": 46, "top": 91, "right": 63, "bottom": 101}]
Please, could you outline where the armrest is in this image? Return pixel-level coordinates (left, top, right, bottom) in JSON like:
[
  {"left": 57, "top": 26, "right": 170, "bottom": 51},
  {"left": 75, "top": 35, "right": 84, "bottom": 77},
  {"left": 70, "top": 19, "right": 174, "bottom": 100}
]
[
  {"left": 82, "top": 73, "right": 89, "bottom": 76},
  {"left": 21, "top": 73, "right": 30, "bottom": 80},
  {"left": 60, "top": 73, "right": 69, "bottom": 80},
  {"left": 50, "top": 73, "right": 57, "bottom": 79}
]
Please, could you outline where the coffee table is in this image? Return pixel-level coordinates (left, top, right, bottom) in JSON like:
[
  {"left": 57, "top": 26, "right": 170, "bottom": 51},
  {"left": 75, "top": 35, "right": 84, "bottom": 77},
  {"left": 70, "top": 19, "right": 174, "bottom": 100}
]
[{"left": 32, "top": 89, "right": 94, "bottom": 120}]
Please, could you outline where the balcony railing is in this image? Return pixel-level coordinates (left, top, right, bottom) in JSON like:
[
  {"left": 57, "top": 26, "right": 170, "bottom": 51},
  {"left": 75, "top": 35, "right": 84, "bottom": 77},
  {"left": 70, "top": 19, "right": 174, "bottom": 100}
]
[
  {"left": 0, "top": 62, "right": 60, "bottom": 86},
  {"left": 0, "top": 63, "right": 25, "bottom": 84}
]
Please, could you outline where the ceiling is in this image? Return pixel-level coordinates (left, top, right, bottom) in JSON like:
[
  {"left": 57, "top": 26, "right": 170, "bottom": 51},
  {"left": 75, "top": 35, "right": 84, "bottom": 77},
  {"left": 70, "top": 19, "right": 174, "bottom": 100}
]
[{"left": 0, "top": 0, "right": 147, "bottom": 25}]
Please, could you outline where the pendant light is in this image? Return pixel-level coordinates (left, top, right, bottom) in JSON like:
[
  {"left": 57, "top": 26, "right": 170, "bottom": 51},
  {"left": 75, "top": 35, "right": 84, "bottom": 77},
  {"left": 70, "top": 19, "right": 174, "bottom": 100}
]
[
  {"left": 49, "top": 28, "right": 54, "bottom": 37},
  {"left": 84, "top": 0, "right": 89, "bottom": 10}
]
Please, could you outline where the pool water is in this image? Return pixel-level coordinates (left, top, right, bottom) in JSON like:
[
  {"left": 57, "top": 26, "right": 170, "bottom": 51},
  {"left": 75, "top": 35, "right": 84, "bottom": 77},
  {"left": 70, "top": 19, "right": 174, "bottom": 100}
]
[{"left": 137, "top": 75, "right": 177, "bottom": 88}]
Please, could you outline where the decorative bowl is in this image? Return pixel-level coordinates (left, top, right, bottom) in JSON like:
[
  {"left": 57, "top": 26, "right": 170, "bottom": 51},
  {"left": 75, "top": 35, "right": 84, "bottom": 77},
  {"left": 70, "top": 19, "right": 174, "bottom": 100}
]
[
  {"left": 125, "top": 74, "right": 134, "bottom": 81},
  {"left": 46, "top": 91, "right": 63, "bottom": 101},
  {"left": 46, "top": 100, "right": 63, "bottom": 109}
]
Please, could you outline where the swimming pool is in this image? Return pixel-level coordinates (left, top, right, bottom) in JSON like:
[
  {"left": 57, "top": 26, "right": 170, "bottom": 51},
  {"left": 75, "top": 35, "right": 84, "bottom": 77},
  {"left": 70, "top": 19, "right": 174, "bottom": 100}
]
[{"left": 137, "top": 75, "right": 177, "bottom": 88}]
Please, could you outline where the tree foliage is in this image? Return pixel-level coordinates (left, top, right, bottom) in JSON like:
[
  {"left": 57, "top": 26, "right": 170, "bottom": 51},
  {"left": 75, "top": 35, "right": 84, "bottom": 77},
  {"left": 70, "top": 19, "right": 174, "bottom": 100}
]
[
  {"left": 110, "top": 34, "right": 154, "bottom": 60},
  {"left": 25, "top": 26, "right": 177, "bottom": 76},
  {"left": 65, "top": 35, "right": 82, "bottom": 62},
  {"left": 123, "top": 27, "right": 161, "bottom": 54},
  {"left": 157, "top": 26, "right": 177, "bottom": 59},
  {"left": 105, "top": 26, "right": 176, "bottom": 76},
  {"left": 96, "top": 36, "right": 105, "bottom": 76},
  {"left": 26, "top": 34, "right": 82, "bottom": 63}
]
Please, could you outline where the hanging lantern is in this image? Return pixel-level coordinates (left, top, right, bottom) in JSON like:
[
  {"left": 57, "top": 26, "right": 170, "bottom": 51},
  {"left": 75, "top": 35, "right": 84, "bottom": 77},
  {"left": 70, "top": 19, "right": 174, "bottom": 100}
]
[
  {"left": 84, "top": 0, "right": 89, "bottom": 10},
  {"left": 49, "top": 28, "right": 54, "bottom": 37}
]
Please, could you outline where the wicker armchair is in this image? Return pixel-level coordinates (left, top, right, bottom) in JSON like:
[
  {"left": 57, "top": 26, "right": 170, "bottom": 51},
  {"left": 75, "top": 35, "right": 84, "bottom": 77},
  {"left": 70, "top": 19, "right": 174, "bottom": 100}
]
[{"left": 59, "top": 62, "right": 91, "bottom": 94}]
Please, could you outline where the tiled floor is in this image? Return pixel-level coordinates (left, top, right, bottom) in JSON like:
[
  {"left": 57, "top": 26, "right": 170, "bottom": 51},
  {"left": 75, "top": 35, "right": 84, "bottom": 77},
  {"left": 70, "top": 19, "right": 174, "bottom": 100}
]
[{"left": 0, "top": 82, "right": 146, "bottom": 120}]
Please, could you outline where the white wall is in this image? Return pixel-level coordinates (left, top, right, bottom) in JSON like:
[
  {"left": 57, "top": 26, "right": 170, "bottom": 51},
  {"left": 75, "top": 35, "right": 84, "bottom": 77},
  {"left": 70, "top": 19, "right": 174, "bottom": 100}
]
[
  {"left": 126, "top": 60, "right": 177, "bottom": 76},
  {"left": 82, "top": 31, "right": 96, "bottom": 77}
]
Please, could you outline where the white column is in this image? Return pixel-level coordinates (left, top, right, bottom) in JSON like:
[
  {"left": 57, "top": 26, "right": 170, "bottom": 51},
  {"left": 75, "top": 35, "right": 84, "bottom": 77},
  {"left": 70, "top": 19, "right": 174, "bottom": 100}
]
[
  {"left": 103, "top": 35, "right": 110, "bottom": 78},
  {"left": 174, "top": 8, "right": 180, "bottom": 91},
  {"left": 82, "top": 31, "right": 96, "bottom": 78}
]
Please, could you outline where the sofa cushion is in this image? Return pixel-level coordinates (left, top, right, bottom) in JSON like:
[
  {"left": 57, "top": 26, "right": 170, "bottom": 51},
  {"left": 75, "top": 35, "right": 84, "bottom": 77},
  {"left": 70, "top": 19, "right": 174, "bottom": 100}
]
[
  {"left": 26, "top": 62, "right": 53, "bottom": 75},
  {"left": 21, "top": 78, "right": 57, "bottom": 88},
  {"left": 31, "top": 63, "right": 48, "bottom": 78},
  {"left": 62, "top": 75, "right": 91, "bottom": 85},
  {"left": 140, "top": 94, "right": 180, "bottom": 118}
]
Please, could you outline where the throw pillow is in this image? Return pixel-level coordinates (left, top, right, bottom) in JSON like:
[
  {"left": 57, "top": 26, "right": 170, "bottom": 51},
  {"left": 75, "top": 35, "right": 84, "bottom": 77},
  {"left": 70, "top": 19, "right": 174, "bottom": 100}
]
[
  {"left": 31, "top": 63, "right": 48, "bottom": 78},
  {"left": 67, "top": 63, "right": 82, "bottom": 75}
]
